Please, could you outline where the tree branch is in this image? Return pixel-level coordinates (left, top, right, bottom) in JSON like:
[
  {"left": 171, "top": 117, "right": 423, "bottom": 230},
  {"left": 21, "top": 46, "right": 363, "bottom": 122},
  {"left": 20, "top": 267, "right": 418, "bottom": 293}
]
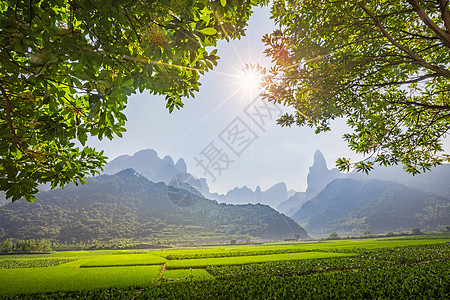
[
  {"left": 438, "top": 0, "right": 450, "bottom": 33},
  {"left": 123, "top": 6, "right": 141, "bottom": 44},
  {"left": 0, "top": 85, "right": 19, "bottom": 147},
  {"left": 358, "top": 3, "right": 450, "bottom": 77},
  {"left": 395, "top": 100, "right": 450, "bottom": 110},
  {"left": 377, "top": 9, "right": 416, "bottom": 19},
  {"left": 386, "top": 27, "right": 440, "bottom": 40},
  {"left": 356, "top": 73, "right": 439, "bottom": 87},
  {"left": 331, "top": 34, "right": 385, "bottom": 52},
  {"left": 406, "top": 0, "right": 450, "bottom": 48},
  {"left": 29, "top": 0, "right": 32, "bottom": 27}
]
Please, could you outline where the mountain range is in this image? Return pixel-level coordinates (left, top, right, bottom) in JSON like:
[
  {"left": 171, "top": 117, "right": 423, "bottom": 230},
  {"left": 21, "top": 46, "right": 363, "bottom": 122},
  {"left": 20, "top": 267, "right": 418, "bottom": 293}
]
[
  {"left": 102, "top": 148, "right": 450, "bottom": 237},
  {"left": 103, "top": 149, "right": 188, "bottom": 184},
  {"left": 2, "top": 147, "right": 448, "bottom": 241},
  {"left": 0, "top": 169, "right": 308, "bottom": 243},
  {"left": 348, "top": 163, "right": 450, "bottom": 199},
  {"left": 103, "top": 149, "right": 297, "bottom": 209},
  {"left": 293, "top": 178, "right": 450, "bottom": 236}
]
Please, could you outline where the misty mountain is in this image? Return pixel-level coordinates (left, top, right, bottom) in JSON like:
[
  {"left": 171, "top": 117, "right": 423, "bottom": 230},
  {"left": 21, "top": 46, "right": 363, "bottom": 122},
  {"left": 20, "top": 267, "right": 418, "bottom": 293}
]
[
  {"left": 306, "top": 150, "right": 344, "bottom": 196},
  {"left": 0, "top": 169, "right": 308, "bottom": 243},
  {"left": 103, "top": 149, "right": 187, "bottom": 184},
  {"left": 277, "top": 192, "right": 307, "bottom": 216},
  {"left": 202, "top": 149, "right": 346, "bottom": 212},
  {"left": 103, "top": 149, "right": 294, "bottom": 209},
  {"left": 180, "top": 177, "right": 291, "bottom": 209},
  {"left": 100, "top": 148, "right": 450, "bottom": 222},
  {"left": 279, "top": 150, "right": 450, "bottom": 219},
  {"left": 216, "top": 182, "right": 289, "bottom": 208},
  {"left": 277, "top": 150, "right": 345, "bottom": 215},
  {"left": 292, "top": 178, "right": 450, "bottom": 237},
  {"left": 349, "top": 164, "right": 450, "bottom": 198}
]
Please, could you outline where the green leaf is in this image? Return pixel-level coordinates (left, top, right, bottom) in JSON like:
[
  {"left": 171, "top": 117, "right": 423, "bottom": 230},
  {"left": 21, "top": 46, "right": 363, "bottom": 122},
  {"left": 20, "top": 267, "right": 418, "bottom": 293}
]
[{"left": 198, "top": 28, "right": 217, "bottom": 35}]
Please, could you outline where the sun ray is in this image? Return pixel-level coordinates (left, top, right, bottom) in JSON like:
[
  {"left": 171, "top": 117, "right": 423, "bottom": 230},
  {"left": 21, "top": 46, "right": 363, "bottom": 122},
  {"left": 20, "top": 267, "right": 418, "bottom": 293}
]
[
  {"left": 167, "top": 87, "right": 243, "bottom": 150},
  {"left": 162, "top": 22, "right": 270, "bottom": 151}
]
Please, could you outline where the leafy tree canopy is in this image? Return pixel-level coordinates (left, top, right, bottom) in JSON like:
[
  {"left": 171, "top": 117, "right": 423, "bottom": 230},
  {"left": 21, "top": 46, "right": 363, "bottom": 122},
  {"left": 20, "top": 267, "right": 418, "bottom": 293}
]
[
  {"left": 0, "top": 0, "right": 266, "bottom": 202},
  {"left": 263, "top": 0, "right": 450, "bottom": 174}
]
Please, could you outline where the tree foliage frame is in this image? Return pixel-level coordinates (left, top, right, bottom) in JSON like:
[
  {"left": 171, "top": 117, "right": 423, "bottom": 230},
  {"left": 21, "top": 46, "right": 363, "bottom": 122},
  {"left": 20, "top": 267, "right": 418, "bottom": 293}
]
[
  {"left": 0, "top": 0, "right": 265, "bottom": 201},
  {"left": 263, "top": 0, "right": 450, "bottom": 174}
]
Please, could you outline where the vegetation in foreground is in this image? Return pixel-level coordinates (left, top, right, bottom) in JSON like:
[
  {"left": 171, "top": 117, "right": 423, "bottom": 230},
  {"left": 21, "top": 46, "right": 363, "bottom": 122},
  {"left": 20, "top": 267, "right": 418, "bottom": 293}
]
[{"left": 0, "top": 236, "right": 448, "bottom": 299}]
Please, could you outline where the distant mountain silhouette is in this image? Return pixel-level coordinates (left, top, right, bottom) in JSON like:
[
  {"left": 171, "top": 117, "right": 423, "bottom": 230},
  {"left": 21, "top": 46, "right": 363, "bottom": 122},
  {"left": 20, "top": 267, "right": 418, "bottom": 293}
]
[
  {"left": 205, "top": 150, "right": 346, "bottom": 212},
  {"left": 103, "top": 149, "right": 294, "bottom": 209},
  {"left": 0, "top": 169, "right": 308, "bottom": 242},
  {"left": 348, "top": 164, "right": 450, "bottom": 198},
  {"left": 306, "top": 150, "right": 345, "bottom": 196},
  {"left": 203, "top": 181, "right": 294, "bottom": 209},
  {"left": 292, "top": 178, "right": 450, "bottom": 237},
  {"left": 277, "top": 150, "right": 345, "bottom": 215},
  {"left": 101, "top": 148, "right": 450, "bottom": 222},
  {"left": 103, "top": 149, "right": 187, "bottom": 184},
  {"left": 277, "top": 192, "right": 307, "bottom": 216},
  {"left": 216, "top": 182, "right": 289, "bottom": 208}
]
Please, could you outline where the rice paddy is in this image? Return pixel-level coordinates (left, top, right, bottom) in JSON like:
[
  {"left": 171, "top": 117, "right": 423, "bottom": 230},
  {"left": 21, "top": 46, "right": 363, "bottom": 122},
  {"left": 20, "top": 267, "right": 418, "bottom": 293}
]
[{"left": 0, "top": 235, "right": 448, "bottom": 298}]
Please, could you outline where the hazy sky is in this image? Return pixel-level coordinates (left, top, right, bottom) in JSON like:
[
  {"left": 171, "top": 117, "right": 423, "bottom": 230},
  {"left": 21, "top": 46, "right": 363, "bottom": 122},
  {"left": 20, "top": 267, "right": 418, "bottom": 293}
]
[{"left": 85, "top": 5, "right": 425, "bottom": 194}]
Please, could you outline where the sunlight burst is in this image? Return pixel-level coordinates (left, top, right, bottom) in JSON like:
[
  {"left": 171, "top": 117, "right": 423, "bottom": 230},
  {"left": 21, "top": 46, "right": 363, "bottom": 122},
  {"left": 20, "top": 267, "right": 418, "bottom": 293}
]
[{"left": 238, "top": 63, "right": 265, "bottom": 94}]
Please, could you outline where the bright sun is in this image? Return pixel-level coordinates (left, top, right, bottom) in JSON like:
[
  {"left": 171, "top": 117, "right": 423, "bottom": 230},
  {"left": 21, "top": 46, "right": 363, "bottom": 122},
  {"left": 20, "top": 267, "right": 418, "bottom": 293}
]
[{"left": 238, "top": 63, "right": 264, "bottom": 94}]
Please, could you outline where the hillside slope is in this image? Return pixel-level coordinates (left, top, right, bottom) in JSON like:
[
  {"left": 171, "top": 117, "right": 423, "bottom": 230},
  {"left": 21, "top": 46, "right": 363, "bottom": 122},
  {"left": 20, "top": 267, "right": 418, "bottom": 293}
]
[
  {"left": 292, "top": 179, "right": 450, "bottom": 237},
  {"left": 0, "top": 169, "right": 308, "bottom": 242}
]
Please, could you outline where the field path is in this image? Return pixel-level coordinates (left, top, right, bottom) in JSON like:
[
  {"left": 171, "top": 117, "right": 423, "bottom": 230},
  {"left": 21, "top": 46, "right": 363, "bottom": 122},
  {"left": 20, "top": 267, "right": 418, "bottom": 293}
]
[{"left": 158, "top": 263, "right": 166, "bottom": 280}]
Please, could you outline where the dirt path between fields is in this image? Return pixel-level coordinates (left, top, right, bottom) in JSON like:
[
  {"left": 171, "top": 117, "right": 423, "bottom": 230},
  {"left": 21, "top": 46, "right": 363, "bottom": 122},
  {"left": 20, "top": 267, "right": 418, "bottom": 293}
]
[{"left": 158, "top": 263, "right": 166, "bottom": 280}]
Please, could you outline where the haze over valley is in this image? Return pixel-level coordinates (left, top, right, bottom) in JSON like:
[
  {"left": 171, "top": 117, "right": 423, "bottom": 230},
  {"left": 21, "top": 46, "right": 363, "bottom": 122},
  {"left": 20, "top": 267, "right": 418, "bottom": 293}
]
[{"left": 2, "top": 148, "right": 446, "bottom": 244}]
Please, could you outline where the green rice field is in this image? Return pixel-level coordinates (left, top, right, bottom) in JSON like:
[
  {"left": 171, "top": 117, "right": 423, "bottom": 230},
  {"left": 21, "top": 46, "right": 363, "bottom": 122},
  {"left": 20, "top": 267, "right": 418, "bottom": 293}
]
[{"left": 0, "top": 235, "right": 448, "bottom": 299}]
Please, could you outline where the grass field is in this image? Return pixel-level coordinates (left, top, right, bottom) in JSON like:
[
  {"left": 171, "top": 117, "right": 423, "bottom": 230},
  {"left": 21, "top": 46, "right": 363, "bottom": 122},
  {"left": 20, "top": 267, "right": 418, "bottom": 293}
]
[
  {"left": 153, "top": 235, "right": 450, "bottom": 259},
  {"left": 165, "top": 251, "right": 355, "bottom": 269},
  {"left": 79, "top": 254, "right": 166, "bottom": 268},
  {"left": 0, "top": 265, "right": 162, "bottom": 295},
  {"left": 162, "top": 269, "right": 214, "bottom": 281},
  {"left": 0, "top": 235, "right": 448, "bottom": 298}
]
